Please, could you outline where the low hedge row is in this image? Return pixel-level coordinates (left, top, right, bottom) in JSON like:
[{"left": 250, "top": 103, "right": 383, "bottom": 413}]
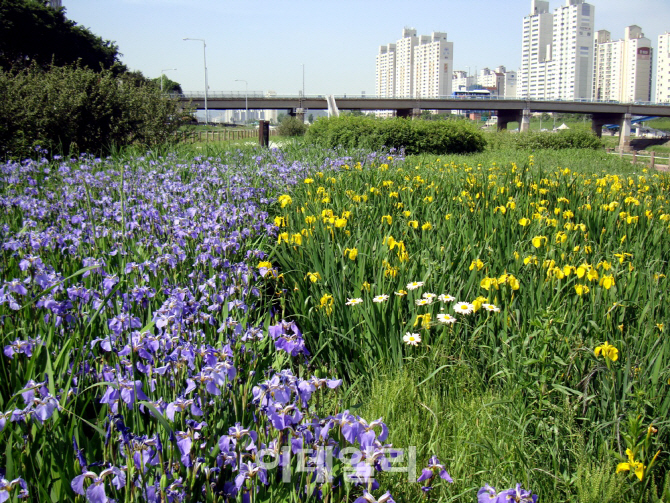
[{"left": 305, "top": 115, "right": 487, "bottom": 155}]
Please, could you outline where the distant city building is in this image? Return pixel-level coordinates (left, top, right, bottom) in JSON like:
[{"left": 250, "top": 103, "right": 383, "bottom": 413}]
[
  {"left": 452, "top": 66, "right": 516, "bottom": 97},
  {"left": 375, "top": 28, "right": 453, "bottom": 116},
  {"left": 413, "top": 32, "right": 453, "bottom": 98},
  {"left": 500, "top": 66, "right": 518, "bottom": 98},
  {"left": 394, "top": 28, "right": 418, "bottom": 98},
  {"left": 593, "top": 26, "right": 652, "bottom": 102},
  {"left": 657, "top": 33, "right": 670, "bottom": 103},
  {"left": 452, "top": 70, "right": 476, "bottom": 92},
  {"left": 550, "top": 0, "right": 594, "bottom": 100},
  {"left": 519, "top": 0, "right": 554, "bottom": 99},
  {"left": 47, "top": 0, "right": 62, "bottom": 8},
  {"left": 518, "top": 0, "right": 594, "bottom": 100},
  {"left": 375, "top": 44, "right": 396, "bottom": 98}
]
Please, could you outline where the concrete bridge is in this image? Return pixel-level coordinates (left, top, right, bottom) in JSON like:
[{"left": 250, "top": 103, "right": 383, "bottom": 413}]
[{"left": 178, "top": 93, "right": 670, "bottom": 151}]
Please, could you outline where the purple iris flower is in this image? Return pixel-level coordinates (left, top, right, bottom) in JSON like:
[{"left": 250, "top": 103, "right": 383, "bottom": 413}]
[
  {"left": 4, "top": 337, "right": 42, "bottom": 359},
  {"left": 165, "top": 397, "right": 202, "bottom": 421},
  {"left": 73, "top": 435, "right": 88, "bottom": 471},
  {"left": 71, "top": 467, "right": 126, "bottom": 503},
  {"left": 99, "top": 378, "right": 148, "bottom": 413},
  {"left": 417, "top": 455, "right": 453, "bottom": 491},
  {"left": 478, "top": 484, "right": 538, "bottom": 503},
  {"left": 234, "top": 462, "right": 268, "bottom": 491},
  {"left": 5, "top": 279, "right": 28, "bottom": 296},
  {"left": 0, "top": 477, "right": 28, "bottom": 501},
  {"left": 353, "top": 490, "right": 395, "bottom": 503}
]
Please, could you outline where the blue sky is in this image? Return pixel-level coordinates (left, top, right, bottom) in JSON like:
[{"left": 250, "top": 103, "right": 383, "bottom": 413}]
[{"left": 63, "top": 0, "right": 670, "bottom": 96}]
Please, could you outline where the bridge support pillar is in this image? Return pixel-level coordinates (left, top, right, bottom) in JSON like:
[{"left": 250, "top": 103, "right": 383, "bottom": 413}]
[
  {"left": 619, "top": 113, "right": 632, "bottom": 152},
  {"left": 520, "top": 109, "right": 531, "bottom": 133},
  {"left": 396, "top": 108, "right": 421, "bottom": 118},
  {"left": 288, "top": 108, "right": 306, "bottom": 123},
  {"left": 591, "top": 113, "right": 615, "bottom": 138},
  {"left": 496, "top": 109, "right": 523, "bottom": 131}
]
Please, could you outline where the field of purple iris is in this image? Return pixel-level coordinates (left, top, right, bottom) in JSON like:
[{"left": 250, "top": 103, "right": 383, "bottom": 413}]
[{"left": 1, "top": 146, "right": 527, "bottom": 503}]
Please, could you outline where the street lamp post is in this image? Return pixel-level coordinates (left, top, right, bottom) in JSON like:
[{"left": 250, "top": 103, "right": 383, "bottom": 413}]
[
  {"left": 160, "top": 68, "right": 177, "bottom": 92},
  {"left": 235, "top": 79, "right": 248, "bottom": 125},
  {"left": 183, "top": 38, "right": 209, "bottom": 125}
]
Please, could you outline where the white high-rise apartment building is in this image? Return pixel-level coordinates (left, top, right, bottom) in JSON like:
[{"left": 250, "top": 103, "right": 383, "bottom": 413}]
[
  {"left": 413, "top": 32, "right": 453, "bottom": 98},
  {"left": 47, "top": 0, "right": 62, "bottom": 8},
  {"left": 519, "top": 0, "right": 553, "bottom": 99},
  {"left": 593, "top": 26, "right": 652, "bottom": 103},
  {"left": 518, "top": 0, "right": 594, "bottom": 100},
  {"left": 376, "top": 28, "right": 453, "bottom": 101},
  {"left": 376, "top": 44, "right": 397, "bottom": 97},
  {"left": 549, "top": 0, "right": 594, "bottom": 100},
  {"left": 394, "top": 28, "right": 418, "bottom": 98},
  {"left": 657, "top": 33, "right": 670, "bottom": 103}
]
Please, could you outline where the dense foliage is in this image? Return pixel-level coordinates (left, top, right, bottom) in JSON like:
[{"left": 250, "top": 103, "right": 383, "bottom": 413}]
[
  {"left": 277, "top": 116, "right": 308, "bottom": 137},
  {"left": 487, "top": 127, "right": 603, "bottom": 150},
  {"left": 0, "top": 64, "right": 187, "bottom": 158},
  {"left": 0, "top": 0, "right": 122, "bottom": 72},
  {"left": 305, "top": 115, "right": 487, "bottom": 155}
]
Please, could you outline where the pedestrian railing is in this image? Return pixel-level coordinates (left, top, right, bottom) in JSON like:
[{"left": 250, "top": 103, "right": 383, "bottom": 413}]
[
  {"left": 174, "top": 128, "right": 277, "bottom": 144},
  {"left": 605, "top": 148, "right": 670, "bottom": 169}
]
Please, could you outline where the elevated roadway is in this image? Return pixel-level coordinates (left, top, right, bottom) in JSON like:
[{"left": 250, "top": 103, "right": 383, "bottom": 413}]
[{"left": 178, "top": 94, "right": 670, "bottom": 151}]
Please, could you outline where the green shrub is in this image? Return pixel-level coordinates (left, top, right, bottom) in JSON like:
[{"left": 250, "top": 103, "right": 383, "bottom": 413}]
[
  {"left": 277, "top": 116, "right": 307, "bottom": 137},
  {"left": 305, "top": 115, "right": 487, "bottom": 155},
  {"left": 486, "top": 127, "right": 602, "bottom": 151},
  {"left": 0, "top": 63, "right": 187, "bottom": 158}
]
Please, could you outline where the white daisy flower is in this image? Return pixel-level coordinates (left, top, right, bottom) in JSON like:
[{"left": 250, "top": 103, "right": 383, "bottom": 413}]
[
  {"left": 437, "top": 313, "right": 456, "bottom": 324},
  {"left": 403, "top": 332, "right": 422, "bottom": 346},
  {"left": 373, "top": 294, "right": 389, "bottom": 303},
  {"left": 454, "top": 302, "right": 474, "bottom": 315},
  {"left": 422, "top": 292, "right": 437, "bottom": 300},
  {"left": 482, "top": 303, "right": 500, "bottom": 312},
  {"left": 346, "top": 298, "right": 363, "bottom": 306},
  {"left": 415, "top": 298, "right": 433, "bottom": 306},
  {"left": 438, "top": 294, "right": 455, "bottom": 302},
  {"left": 406, "top": 281, "right": 424, "bottom": 290}
]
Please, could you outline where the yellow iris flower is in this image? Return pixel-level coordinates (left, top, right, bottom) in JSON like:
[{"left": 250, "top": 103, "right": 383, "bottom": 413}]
[
  {"left": 616, "top": 449, "right": 645, "bottom": 481},
  {"left": 594, "top": 341, "right": 618, "bottom": 362}
]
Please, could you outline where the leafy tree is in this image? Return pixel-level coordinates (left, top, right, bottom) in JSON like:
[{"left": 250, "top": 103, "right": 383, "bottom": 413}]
[
  {"left": 0, "top": 0, "right": 123, "bottom": 72},
  {"left": 0, "top": 63, "right": 188, "bottom": 157},
  {"left": 277, "top": 116, "right": 307, "bottom": 137},
  {"left": 151, "top": 75, "right": 183, "bottom": 94}
]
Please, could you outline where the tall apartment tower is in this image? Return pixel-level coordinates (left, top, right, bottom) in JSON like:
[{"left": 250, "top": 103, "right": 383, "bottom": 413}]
[
  {"left": 376, "top": 28, "right": 453, "bottom": 100},
  {"left": 594, "top": 26, "right": 652, "bottom": 102},
  {"left": 519, "top": 0, "right": 554, "bottom": 99},
  {"left": 549, "top": 0, "right": 595, "bottom": 100},
  {"left": 376, "top": 44, "right": 397, "bottom": 97},
  {"left": 395, "top": 28, "right": 418, "bottom": 98},
  {"left": 47, "top": 0, "right": 62, "bottom": 8},
  {"left": 657, "top": 33, "right": 670, "bottom": 103},
  {"left": 413, "top": 32, "right": 453, "bottom": 98},
  {"left": 518, "top": 0, "right": 594, "bottom": 100}
]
